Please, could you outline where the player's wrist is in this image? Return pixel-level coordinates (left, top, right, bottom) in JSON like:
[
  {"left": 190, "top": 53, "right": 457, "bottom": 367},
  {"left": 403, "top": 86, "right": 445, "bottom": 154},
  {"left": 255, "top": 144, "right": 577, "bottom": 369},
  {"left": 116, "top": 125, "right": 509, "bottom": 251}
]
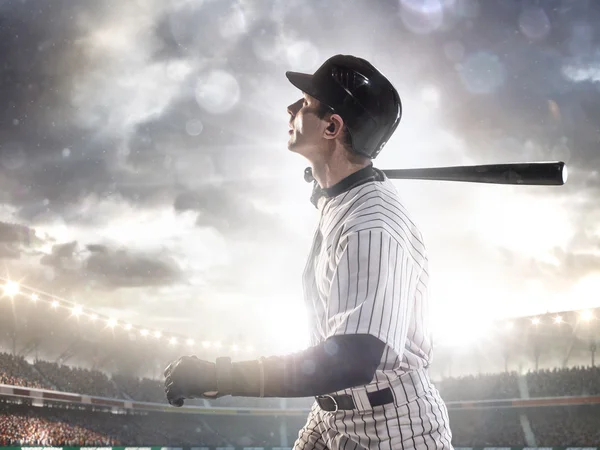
[
  {"left": 230, "top": 359, "right": 264, "bottom": 397},
  {"left": 214, "top": 357, "right": 265, "bottom": 397},
  {"left": 215, "top": 356, "right": 233, "bottom": 395}
]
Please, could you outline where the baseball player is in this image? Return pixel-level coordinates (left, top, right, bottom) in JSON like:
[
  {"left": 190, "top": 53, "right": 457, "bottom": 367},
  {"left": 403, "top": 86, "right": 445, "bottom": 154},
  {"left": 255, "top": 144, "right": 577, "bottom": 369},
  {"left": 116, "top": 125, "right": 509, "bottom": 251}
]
[{"left": 164, "top": 54, "right": 453, "bottom": 449}]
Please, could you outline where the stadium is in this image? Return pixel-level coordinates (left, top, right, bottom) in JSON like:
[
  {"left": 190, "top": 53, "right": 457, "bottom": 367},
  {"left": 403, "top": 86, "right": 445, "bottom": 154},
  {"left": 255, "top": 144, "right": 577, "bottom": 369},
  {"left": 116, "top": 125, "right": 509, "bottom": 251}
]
[
  {"left": 0, "top": 0, "right": 598, "bottom": 448},
  {"left": 0, "top": 278, "right": 599, "bottom": 448}
]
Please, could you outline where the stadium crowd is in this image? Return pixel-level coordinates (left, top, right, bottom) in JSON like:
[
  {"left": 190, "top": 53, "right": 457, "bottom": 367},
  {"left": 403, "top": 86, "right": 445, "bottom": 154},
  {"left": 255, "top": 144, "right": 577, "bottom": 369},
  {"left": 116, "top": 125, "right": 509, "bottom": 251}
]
[
  {"left": 2, "top": 352, "right": 600, "bottom": 445},
  {"left": 0, "top": 413, "right": 118, "bottom": 446},
  {"left": 34, "top": 360, "right": 121, "bottom": 398},
  {"left": 0, "top": 353, "right": 49, "bottom": 390},
  {"left": 0, "top": 401, "right": 598, "bottom": 447},
  {"left": 437, "top": 365, "right": 600, "bottom": 401}
]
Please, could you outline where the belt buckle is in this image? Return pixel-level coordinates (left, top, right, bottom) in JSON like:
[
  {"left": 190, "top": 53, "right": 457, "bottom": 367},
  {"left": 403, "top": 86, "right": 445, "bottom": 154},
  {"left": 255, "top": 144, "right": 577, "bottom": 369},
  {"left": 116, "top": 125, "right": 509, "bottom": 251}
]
[{"left": 320, "top": 394, "right": 338, "bottom": 413}]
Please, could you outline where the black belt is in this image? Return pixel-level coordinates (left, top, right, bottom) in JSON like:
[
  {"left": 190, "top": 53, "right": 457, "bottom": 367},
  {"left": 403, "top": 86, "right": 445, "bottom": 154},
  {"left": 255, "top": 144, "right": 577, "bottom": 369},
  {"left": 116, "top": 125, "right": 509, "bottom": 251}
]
[{"left": 315, "top": 388, "right": 394, "bottom": 412}]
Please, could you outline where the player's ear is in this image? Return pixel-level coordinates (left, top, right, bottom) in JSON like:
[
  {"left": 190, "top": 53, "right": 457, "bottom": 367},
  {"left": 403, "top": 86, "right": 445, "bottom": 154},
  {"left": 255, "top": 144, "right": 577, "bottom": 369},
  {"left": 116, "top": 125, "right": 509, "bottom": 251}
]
[{"left": 323, "top": 114, "right": 344, "bottom": 140}]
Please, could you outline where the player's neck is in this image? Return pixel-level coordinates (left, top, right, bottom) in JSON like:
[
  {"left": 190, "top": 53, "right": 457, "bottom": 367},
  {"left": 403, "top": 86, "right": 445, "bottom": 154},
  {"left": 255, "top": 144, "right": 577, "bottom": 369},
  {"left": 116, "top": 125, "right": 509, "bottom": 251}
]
[
  {"left": 312, "top": 156, "right": 370, "bottom": 190},
  {"left": 312, "top": 147, "right": 370, "bottom": 189}
]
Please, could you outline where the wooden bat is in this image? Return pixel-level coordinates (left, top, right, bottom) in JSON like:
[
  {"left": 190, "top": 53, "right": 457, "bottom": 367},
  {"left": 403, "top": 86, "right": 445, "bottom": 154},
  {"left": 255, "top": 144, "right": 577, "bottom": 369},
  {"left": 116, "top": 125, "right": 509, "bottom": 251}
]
[
  {"left": 382, "top": 161, "right": 567, "bottom": 186},
  {"left": 305, "top": 162, "right": 567, "bottom": 186}
]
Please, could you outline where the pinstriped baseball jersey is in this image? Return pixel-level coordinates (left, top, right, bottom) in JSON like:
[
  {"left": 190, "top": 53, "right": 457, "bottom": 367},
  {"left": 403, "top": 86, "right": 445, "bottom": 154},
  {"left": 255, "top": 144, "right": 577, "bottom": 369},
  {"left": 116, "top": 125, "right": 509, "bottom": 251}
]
[{"left": 296, "top": 166, "right": 453, "bottom": 449}]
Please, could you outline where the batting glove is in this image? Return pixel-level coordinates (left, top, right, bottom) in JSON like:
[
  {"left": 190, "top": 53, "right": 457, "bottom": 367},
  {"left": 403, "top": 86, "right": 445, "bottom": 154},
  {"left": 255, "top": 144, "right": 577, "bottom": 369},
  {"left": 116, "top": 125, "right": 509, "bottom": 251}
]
[{"left": 163, "top": 355, "right": 222, "bottom": 407}]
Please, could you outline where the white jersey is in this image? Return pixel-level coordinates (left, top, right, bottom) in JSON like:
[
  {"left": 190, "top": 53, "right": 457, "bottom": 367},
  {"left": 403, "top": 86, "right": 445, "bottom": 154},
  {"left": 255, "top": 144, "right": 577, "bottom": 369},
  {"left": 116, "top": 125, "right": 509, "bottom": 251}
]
[{"left": 295, "top": 169, "right": 453, "bottom": 450}]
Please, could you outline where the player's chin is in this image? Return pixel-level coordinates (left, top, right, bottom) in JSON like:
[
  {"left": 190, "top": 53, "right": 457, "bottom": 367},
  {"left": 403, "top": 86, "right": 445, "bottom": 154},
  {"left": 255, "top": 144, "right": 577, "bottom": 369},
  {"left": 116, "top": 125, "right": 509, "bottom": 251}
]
[{"left": 287, "top": 139, "right": 298, "bottom": 153}]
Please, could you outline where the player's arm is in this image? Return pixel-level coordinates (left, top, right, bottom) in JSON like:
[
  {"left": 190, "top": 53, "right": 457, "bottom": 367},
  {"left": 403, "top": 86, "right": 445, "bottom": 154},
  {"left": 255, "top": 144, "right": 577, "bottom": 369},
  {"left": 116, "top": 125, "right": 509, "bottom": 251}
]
[
  {"left": 228, "top": 333, "right": 385, "bottom": 397},
  {"left": 164, "top": 334, "right": 385, "bottom": 403},
  {"left": 164, "top": 228, "right": 413, "bottom": 404}
]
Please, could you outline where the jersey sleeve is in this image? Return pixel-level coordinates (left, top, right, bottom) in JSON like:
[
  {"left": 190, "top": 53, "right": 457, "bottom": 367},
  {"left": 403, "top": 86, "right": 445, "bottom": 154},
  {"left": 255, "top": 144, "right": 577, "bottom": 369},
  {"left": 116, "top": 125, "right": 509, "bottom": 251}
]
[{"left": 325, "top": 228, "right": 423, "bottom": 360}]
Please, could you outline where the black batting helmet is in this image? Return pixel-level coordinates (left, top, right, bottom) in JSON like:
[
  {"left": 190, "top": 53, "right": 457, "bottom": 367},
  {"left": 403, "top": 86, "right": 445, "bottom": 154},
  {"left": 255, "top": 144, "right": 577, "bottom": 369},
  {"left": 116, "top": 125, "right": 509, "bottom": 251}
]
[{"left": 286, "top": 54, "right": 402, "bottom": 159}]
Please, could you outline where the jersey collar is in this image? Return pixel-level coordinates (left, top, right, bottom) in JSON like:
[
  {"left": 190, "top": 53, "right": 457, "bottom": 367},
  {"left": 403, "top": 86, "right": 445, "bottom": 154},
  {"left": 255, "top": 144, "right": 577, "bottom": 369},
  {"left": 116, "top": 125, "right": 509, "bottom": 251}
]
[
  {"left": 322, "top": 163, "right": 376, "bottom": 198},
  {"left": 309, "top": 163, "right": 385, "bottom": 208}
]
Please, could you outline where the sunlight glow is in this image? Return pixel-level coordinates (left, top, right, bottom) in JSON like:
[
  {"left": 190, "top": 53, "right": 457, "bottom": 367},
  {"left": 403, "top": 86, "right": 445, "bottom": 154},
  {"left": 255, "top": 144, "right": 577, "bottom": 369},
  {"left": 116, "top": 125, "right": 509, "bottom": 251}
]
[
  {"left": 3, "top": 281, "right": 19, "bottom": 297},
  {"left": 262, "top": 300, "right": 310, "bottom": 353},
  {"left": 71, "top": 305, "right": 83, "bottom": 317},
  {"left": 471, "top": 191, "right": 573, "bottom": 260},
  {"left": 432, "top": 312, "right": 494, "bottom": 348}
]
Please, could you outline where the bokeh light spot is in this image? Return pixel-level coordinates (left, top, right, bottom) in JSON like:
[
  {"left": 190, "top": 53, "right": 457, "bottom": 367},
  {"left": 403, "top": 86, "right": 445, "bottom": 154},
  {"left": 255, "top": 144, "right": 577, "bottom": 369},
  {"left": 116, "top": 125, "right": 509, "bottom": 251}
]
[
  {"left": 286, "top": 41, "right": 319, "bottom": 71},
  {"left": 399, "top": 0, "right": 444, "bottom": 34},
  {"left": 518, "top": 7, "right": 551, "bottom": 41},
  {"left": 185, "top": 119, "right": 204, "bottom": 136},
  {"left": 195, "top": 70, "right": 241, "bottom": 114},
  {"left": 218, "top": 4, "right": 247, "bottom": 39}
]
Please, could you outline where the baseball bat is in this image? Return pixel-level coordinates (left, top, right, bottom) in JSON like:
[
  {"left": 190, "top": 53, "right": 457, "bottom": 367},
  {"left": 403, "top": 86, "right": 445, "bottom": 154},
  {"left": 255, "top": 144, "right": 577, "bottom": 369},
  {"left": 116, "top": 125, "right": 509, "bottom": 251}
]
[
  {"left": 304, "top": 161, "right": 567, "bottom": 186},
  {"left": 383, "top": 161, "right": 567, "bottom": 185}
]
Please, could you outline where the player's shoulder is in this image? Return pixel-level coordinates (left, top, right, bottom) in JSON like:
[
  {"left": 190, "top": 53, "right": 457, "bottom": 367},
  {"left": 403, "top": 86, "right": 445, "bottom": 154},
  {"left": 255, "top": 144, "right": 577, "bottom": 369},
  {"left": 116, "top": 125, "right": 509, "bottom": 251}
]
[
  {"left": 332, "top": 179, "right": 426, "bottom": 251},
  {"left": 338, "top": 178, "right": 411, "bottom": 224}
]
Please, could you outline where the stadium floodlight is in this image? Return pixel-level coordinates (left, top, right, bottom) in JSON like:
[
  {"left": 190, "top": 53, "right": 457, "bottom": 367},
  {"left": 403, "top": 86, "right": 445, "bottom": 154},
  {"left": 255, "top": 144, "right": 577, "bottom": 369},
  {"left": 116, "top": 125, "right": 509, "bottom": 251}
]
[
  {"left": 107, "top": 318, "right": 117, "bottom": 328},
  {"left": 124, "top": 323, "right": 132, "bottom": 331},
  {"left": 186, "top": 338, "right": 194, "bottom": 346},
  {"left": 140, "top": 329, "right": 149, "bottom": 336},
  {"left": 51, "top": 300, "right": 59, "bottom": 309},
  {"left": 169, "top": 337, "right": 177, "bottom": 345},
  {"left": 71, "top": 305, "right": 83, "bottom": 317},
  {"left": 30, "top": 293, "right": 38, "bottom": 302},
  {"left": 154, "top": 330, "right": 162, "bottom": 339},
  {"left": 231, "top": 344, "right": 239, "bottom": 352},
  {"left": 531, "top": 317, "right": 540, "bottom": 325},
  {"left": 3, "top": 281, "right": 19, "bottom": 297},
  {"left": 202, "top": 341, "right": 211, "bottom": 348},
  {"left": 89, "top": 313, "right": 98, "bottom": 321},
  {"left": 554, "top": 315, "right": 563, "bottom": 324},
  {"left": 580, "top": 310, "right": 594, "bottom": 322}
]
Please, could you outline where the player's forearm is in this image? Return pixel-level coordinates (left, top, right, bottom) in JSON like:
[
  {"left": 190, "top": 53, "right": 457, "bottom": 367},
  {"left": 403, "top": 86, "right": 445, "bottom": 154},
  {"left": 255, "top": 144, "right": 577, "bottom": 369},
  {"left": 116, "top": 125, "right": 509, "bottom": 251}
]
[{"left": 217, "top": 334, "right": 385, "bottom": 398}]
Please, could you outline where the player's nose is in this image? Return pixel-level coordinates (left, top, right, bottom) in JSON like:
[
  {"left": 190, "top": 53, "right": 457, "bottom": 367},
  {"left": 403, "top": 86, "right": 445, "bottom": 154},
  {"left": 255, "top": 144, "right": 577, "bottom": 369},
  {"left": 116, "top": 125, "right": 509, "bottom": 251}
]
[{"left": 287, "top": 98, "right": 303, "bottom": 117}]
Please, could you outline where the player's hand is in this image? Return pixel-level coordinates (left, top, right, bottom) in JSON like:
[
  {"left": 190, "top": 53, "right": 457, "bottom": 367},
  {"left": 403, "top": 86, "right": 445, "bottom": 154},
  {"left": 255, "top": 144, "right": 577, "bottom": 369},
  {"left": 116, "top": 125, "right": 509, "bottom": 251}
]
[{"left": 163, "top": 355, "right": 218, "bottom": 407}]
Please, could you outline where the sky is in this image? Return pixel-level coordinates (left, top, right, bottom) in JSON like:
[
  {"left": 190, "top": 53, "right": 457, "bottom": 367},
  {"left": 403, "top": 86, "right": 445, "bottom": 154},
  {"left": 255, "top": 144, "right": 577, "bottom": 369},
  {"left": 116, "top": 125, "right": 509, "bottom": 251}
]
[{"left": 0, "top": 0, "right": 599, "bottom": 356}]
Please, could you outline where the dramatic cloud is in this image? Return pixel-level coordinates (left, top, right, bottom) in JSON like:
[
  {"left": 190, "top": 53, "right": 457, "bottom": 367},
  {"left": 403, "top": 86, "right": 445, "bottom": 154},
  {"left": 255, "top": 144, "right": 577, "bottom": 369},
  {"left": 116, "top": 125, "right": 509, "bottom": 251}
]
[
  {"left": 0, "top": 0, "right": 598, "bottom": 360},
  {"left": 0, "top": 221, "right": 42, "bottom": 259}
]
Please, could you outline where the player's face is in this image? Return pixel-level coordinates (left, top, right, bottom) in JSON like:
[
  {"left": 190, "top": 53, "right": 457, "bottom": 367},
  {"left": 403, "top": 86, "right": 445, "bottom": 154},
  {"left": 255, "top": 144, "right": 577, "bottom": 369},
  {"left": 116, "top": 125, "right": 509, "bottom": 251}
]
[{"left": 286, "top": 93, "right": 327, "bottom": 159}]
